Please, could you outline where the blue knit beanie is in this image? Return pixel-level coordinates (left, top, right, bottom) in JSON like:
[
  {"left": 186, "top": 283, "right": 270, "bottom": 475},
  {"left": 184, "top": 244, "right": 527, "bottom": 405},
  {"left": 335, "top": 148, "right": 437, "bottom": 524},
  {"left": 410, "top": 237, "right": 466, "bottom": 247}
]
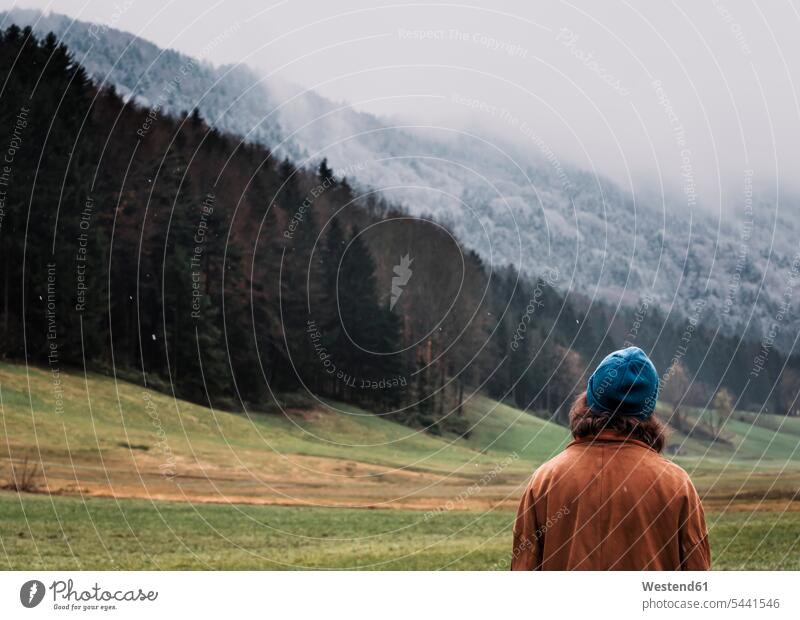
[{"left": 586, "top": 347, "right": 659, "bottom": 419}]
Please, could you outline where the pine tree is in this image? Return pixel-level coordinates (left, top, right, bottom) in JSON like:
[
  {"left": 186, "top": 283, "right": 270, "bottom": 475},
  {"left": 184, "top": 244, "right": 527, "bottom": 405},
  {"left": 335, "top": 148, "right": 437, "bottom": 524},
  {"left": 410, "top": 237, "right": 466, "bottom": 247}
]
[{"left": 274, "top": 160, "right": 322, "bottom": 391}]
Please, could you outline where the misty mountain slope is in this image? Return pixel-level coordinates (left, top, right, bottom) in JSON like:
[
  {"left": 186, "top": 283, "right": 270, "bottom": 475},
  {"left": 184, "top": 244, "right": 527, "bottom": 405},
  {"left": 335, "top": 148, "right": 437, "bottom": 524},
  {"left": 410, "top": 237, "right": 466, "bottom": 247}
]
[
  {"left": 5, "top": 8, "right": 799, "bottom": 348},
  {"left": 0, "top": 8, "right": 295, "bottom": 159}
]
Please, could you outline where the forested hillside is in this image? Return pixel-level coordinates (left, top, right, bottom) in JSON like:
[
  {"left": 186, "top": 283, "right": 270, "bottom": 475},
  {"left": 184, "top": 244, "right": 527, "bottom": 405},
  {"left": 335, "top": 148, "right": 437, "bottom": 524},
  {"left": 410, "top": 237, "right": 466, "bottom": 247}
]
[
  {"left": 1, "top": 25, "right": 798, "bottom": 436},
  {"left": 5, "top": 8, "right": 800, "bottom": 356}
]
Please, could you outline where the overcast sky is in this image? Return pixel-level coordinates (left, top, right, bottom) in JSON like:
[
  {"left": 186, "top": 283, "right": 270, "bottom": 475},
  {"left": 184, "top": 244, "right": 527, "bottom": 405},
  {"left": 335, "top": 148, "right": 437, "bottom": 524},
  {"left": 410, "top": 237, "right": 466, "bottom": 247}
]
[{"left": 3, "top": 0, "right": 800, "bottom": 207}]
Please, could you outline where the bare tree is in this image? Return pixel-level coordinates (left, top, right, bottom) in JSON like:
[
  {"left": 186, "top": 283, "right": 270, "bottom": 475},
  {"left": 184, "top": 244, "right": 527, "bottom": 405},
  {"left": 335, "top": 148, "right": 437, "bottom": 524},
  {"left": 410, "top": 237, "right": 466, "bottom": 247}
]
[
  {"left": 711, "top": 388, "right": 734, "bottom": 436},
  {"left": 2, "top": 457, "right": 40, "bottom": 493},
  {"left": 663, "top": 361, "right": 690, "bottom": 428}
]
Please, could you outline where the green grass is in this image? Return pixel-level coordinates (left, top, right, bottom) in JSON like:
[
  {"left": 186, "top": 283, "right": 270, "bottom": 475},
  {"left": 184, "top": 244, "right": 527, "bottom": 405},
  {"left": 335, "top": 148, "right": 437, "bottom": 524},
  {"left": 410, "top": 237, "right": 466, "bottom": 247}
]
[
  {"left": 461, "top": 396, "right": 570, "bottom": 461},
  {"left": 706, "top": 509, "right": 800, "bottom": 570},
  {"left": 0, "top": 362, "right": 566, "bottom": 477},
  {"left": 1, "top": 361, "right": 799, "bottom": 569},
  {"left": 2, "top": 361, "right": 797, "bottom": 479},
  {"left": 664, "top": 404, "right": 800, "bottom": 465},
  {"left": 0, "top": 491, "right": 512, "bottom": 570},
  {"left": 1, "top": 491, "right": 798, "bottom": 569}
]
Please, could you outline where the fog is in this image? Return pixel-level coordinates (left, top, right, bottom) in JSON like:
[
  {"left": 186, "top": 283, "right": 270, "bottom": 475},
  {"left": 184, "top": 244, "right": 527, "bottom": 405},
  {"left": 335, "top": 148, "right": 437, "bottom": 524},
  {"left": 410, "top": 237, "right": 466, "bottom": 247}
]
[{"left": 4, "top": 0, "right": 800, "bottom": 208}]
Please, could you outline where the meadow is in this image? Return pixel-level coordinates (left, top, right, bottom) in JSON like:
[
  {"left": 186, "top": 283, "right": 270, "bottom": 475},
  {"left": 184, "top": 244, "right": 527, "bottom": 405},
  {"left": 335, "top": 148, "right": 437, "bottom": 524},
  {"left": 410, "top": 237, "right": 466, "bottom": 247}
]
[
  {"left": 1, "top": 362, "right": 799, "bottom": 569},
  {"left": 1, "top": 493, "right": 798, "bottom": 569}
]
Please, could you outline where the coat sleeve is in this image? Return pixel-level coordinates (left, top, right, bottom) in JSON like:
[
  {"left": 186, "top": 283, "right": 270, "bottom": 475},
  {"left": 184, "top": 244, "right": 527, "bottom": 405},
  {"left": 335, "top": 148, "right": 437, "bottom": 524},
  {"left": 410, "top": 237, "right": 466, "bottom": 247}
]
[
  {"left": 511, "top": 479, "right": 543, "bottom": 570},
  {"left": 679, "top": 480, "right": 711, "bottom": 571}
]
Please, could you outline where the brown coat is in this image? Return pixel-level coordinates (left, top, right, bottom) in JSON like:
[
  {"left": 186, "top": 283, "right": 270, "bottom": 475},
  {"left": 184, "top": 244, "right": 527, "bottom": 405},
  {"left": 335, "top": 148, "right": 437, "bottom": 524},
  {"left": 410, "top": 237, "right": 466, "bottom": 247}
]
[{"left": 511, "top": 430, "right": 710, "bottom": 570}]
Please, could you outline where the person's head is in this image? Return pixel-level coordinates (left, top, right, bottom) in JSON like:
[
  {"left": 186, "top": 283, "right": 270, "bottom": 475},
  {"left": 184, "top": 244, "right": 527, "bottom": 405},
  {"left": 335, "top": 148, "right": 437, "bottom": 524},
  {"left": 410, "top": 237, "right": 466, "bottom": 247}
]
[
  {"left": 570, "top": 346, "right": 667, "bottom": 452},
  {"left": 569, "top": 393, "right": 667, "bottom": 452}
]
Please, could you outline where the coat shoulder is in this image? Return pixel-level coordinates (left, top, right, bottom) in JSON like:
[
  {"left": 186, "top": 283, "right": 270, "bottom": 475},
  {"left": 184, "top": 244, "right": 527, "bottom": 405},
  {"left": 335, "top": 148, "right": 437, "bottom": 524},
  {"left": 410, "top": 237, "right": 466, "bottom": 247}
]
[
  {"left": 633, "top": 449, "right": 698, "bottom": 499},
  {"left": 648, "top": 450, "right": 691, "bottom": 476},
  {"left": 528, "top": 441, "right": 694, "bottom": 492},
  {"left": 527, "top": 444, "right": 585, "bottom": 487}
]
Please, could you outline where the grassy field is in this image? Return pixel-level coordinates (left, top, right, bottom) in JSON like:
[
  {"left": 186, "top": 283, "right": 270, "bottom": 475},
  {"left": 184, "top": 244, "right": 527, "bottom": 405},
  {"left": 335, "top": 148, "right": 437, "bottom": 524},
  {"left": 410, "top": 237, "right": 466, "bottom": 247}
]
[
  {"left": 1, "top": 362, "right": 799, "bottom": 569},
  {"left": 0, "top": 362, "right": 562, "bottom": 510},
  {"left": 0, "top": 492, "right": 798, "bottom": 570}
]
